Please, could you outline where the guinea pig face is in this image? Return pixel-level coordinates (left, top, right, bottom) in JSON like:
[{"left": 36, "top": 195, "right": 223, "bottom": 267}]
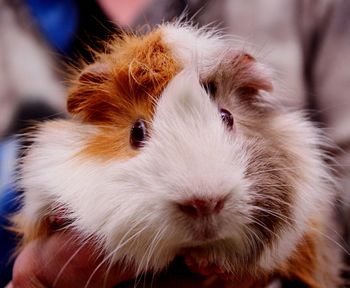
[{"left": 20, "top": 24, "right": 333, "bottom": 276}]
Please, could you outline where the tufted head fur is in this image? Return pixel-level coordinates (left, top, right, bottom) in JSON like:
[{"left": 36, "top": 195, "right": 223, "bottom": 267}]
[{"left": 16, "top": 23, "right": 342, "bottom": 287}]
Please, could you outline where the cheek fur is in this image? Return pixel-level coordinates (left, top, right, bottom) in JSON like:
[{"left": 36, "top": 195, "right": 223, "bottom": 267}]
[{"left": 16, "top": 22, "right": 342, "bottom": 286}]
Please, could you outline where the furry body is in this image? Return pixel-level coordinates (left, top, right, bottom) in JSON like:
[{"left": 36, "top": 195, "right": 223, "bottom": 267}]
[{"left": 17, "top": 23, "right": 342, "bottom": 287}]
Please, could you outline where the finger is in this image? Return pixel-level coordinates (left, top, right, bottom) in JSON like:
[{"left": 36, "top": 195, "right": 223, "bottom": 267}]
[{"left": 12, "top": 231, "right": 135, "bottom": 288}]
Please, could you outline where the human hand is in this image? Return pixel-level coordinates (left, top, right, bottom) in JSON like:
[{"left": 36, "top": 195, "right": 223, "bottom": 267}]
[
  {"left": 7, "top": 230, "right": 256, "bottom": 288},
  {"left": 8, "top": 231, "right": 135, "bottom": 288}
]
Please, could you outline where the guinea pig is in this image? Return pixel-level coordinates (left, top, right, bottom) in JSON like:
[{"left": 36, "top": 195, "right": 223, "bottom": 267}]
[{"left": 15, "top": 22, "right": 343, "bottom": 287}]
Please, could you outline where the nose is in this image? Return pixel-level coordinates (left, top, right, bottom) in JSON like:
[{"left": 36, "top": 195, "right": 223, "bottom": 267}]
[{"left": 177, "top": 197, "right": 226, "bottom": 217}]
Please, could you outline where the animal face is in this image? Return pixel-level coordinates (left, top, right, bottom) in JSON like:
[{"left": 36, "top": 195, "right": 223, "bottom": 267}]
[{"left": 19, "top": 23, "right": 334, "bottom": 278}]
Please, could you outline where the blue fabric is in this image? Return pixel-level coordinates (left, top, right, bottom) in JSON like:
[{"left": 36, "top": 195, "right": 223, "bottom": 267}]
[
  {"left": 0, "top": 187, "right": 20, "bottom": 287},
  {"left": 0, "top": 139, "right": 21, "bottom": 286},
  {"left": 26, "top": 0, "right": 79, "bottom": 53}
]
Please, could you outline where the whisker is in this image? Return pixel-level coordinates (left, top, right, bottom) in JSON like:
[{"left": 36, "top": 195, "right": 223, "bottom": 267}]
[
  {"left": 53, "top": 233, "right": 95, "bottom": 287},
  {"left": 309, "top": 225, "right": 350, "bottom": 258},
  {"left": 84, "top": 214, "right": 153, "bottom": 288},
  {"left": 134, "top": 224, "right": 166, "bottom": 288},
  {"left": 143, "top": 226, "right": 166, "bottom": 288},
  {"left": 247, "top": 216, "right": 282, "bottom": 241},
  {"left": 84, "top": 224, "right": 150, "bottom": 288}
]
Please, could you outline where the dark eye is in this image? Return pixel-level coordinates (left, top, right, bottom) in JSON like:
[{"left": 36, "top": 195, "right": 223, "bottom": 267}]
[
  {"left": 203, "top": 81, "right": 217, "bottom": 98},
  {"left": 220, "top": 109, "right": 234, "bottom": 130},
  {"left": 130, "top": 119, "right": 148, "bottom": 148}
]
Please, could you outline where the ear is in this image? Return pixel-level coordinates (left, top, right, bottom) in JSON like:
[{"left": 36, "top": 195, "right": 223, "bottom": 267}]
[
  {"left": 241, "top": 53, "right": 273, "bottom": 92},
  {"left": 77, "top": 62, "right": 110, "bottom": 84},
  {"left": 231, "top": 53, "right": 273, "bottom": 94},
  {"left": 67, "top": 62, "right": 112, "bottom": 121}
]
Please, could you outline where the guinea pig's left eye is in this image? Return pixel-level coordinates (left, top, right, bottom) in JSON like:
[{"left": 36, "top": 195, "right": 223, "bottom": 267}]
[
  {"left": 220, "top": 108, "right": 234, "bottom": 130},
  {"left": 130, "top": 119, "right": 148, "bottom": 149}
]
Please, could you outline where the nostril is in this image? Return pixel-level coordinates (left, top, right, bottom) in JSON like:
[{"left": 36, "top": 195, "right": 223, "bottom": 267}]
[
  {"left": 178, "top": 202, "right": 199, "bottom": 217},
  {"left": 177, "top": 197, "right": 225, "bottom": 217}
]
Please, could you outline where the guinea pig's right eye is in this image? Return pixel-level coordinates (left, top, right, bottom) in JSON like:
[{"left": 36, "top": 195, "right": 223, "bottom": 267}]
[
  {"left": 220, "top": 108, "right": 234, "bottom": 130},
  {"left": 130, "top": 119, "right": 148, "bottom": 149}
]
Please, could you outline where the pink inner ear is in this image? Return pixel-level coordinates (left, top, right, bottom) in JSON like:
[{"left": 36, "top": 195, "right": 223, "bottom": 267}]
[
  {"left": 226, "top": 51, "right": 273, "bottom": 93},
  {"left": 79, "top": 62, "right": 110, "bottom": 83},
  {"left": 224, "top": 51, "right": 255, "bottom": 63},
  {"left": 241, "top": 53, "right": 256, "bottom": 63}
]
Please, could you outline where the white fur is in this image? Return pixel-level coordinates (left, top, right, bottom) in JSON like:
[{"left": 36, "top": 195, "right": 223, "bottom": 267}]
[
  {"left": 19, "top": 23, "right": 338, "bottom": 282},
  {"left": 258, "top": 112, "right": 335, "bottom": 270},
  {"left": 21, "top": 70, "right": 252, "bottom": 271},
  {"left": 162, "top": 23, "right": 229, "bottom": 78},
  {"left": 162, "top": 24, "right": 337, "bottom": 273}
]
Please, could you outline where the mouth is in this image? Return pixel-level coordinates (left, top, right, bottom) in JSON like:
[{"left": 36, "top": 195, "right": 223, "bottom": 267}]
[
  {"left": 185, "top": 217, "right": 224, "bottom": 244},
  {"left": 117, "top": 256, "right": 263, "bottom": 288},
  {"left": 191, "top": 226, "right": 218, "bottom": 243},
  {"left": 118, "top": 256, "right": 233, "bottom": 288}
]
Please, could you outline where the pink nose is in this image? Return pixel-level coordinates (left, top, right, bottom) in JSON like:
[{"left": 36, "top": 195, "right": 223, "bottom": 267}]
[{"left": 177, "top": 197, "right": 225, "bottom": 217}]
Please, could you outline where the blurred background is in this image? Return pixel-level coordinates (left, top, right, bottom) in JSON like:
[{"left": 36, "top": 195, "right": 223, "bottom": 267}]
[{"left": 0, "top": 0, "right": 349, "bottom": 285}]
